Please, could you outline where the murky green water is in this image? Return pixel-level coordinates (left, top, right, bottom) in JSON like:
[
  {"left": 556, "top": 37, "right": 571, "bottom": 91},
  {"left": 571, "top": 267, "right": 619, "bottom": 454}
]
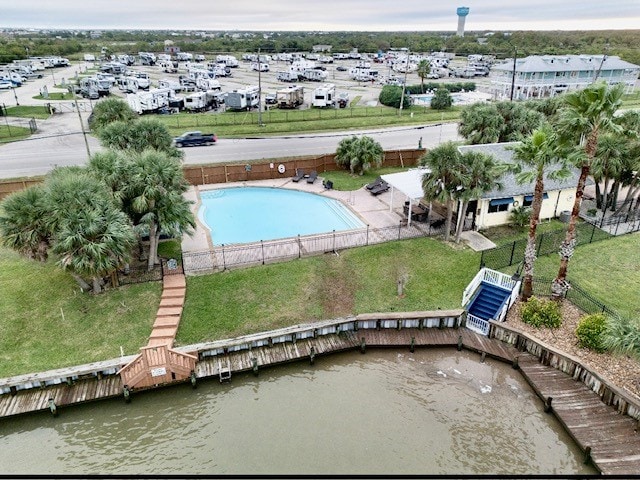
[{"left": 0, "top": 349, "right": 595, "bottom": 475}]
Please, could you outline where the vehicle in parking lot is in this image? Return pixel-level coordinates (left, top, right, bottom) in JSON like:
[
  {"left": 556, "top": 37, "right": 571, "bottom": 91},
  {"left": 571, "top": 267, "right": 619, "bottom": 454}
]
[
  {"left": 173, "top": 131, "right": 217, "bottom": 147},
  {"left": 336, "top": 66, "right": 347, "bottom": 71},
  {"left": 265, "top": 93, "right": 277, "bottom": 104},
  {"left": 337, "top": 92, "right": 349, "bottom": 108}
]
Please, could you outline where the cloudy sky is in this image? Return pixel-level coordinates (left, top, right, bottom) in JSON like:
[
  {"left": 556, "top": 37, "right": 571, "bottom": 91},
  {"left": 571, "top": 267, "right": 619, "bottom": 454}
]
[{"left": 3, "top": 0, "right": 640, "bottom": 31}]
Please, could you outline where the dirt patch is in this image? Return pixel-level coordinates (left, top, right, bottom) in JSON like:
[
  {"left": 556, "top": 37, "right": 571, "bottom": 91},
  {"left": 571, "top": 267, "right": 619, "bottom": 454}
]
[
  {"left": 317, "top": 254, "right": 357, "bottom": 318},
  {"left": 506, "top": 299, "right": 640, "bottom": 400}
]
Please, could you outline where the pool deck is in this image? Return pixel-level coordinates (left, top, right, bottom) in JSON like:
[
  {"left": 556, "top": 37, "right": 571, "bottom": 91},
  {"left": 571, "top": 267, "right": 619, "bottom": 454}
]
[{"left": 182, "top": 176, "right": 408, "bottom": 253}]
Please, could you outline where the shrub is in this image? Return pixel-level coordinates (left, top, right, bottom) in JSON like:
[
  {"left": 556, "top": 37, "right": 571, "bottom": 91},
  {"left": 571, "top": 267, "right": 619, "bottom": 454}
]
[
  {"left": 510, "top": 206, "right": 532, "bottom": 229},
  {"left": 430, "top": 88, "right": 453, "bottom": 110},
  {"left": 602, "top": 316, "right": 640, "bottom": 359},
  {"left": 575, "top": 313, "right": 608, "bottom": 353},
  {"left": 520, "top": 296, "right": 562, "bottom": 329},
  {"left": 378, "top": 85, "right": 411, "bottom": 109}
]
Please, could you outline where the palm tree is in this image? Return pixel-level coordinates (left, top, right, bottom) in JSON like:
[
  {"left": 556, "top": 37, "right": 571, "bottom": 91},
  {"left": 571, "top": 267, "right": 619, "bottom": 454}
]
[
  {"left": 419, "top": 142, "right": 465, "bottom": 242},
  {"left": 335, "top": 136, "right": 384, "bottom": 175},
  {"left": 506, "top": 126, "right": 571, "bottom": 300},
  {"left": 551, "top": 82, "right": 624, "bottom": 300},
  {"left": 0, "top": 185, "right": 51, "bottom": 262},
  {"left": 97, "top": 118, "right": 183, "bottom": 160},
  {"left": 416, "top": 60, "right": 430, "bottom": 93},
  {"left": 591, "top": 133, "right": 627, "bottom": 216},
  {"left": 88, "top": 97, "right": 136, "bottom": 132},
  {"left": 453, "top": 151, "right": 502, "bottom": 244}
]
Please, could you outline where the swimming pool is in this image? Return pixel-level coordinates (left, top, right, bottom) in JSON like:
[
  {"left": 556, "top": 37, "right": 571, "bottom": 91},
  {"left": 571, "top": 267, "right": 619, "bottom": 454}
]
[{"left": 198, "top": 187, "right": 366, "bottom": 245}]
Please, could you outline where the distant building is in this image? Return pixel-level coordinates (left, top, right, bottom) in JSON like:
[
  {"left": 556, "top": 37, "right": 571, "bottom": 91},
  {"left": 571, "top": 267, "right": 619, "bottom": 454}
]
[
  {"left": 312, "top": 44, "right": 332, "bottom": 53},
  {"left": 456, "top": 7, "right": 469, "bottom": 37},
  {"left": 491, "top": 54, "right": 640, "bottom": 100}
]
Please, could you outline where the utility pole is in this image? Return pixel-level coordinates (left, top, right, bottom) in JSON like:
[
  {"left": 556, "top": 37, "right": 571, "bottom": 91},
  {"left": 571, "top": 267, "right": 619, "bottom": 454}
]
[
  {"left": 257, "top": 48, "right": 264, "bottom": 127},
  {"left": 74, "top": 95, "right": 91, "bottom": 159},
  {"left": 594, "top": 43, "right": 609, "bottom": 83},
  {"left": 510, "top": 47, "right": 517, "bottom": 101},
  {"left": 399, "top": 49, "right": 409, "bottom": 115}
]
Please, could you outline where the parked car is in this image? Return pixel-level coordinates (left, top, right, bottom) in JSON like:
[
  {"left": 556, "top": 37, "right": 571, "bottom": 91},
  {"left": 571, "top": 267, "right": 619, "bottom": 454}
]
[
  {"left": 337, "top": 92, "right": 349, "bottom": 108},
  {"left": 336, "top": 66, "right": 348, "bottom": 72},
  {"left": 265, "top": 93, "right": 277, "bottom": 105},
  {"left": 173, "top": 131, "right": 217, "bottom": 147}
]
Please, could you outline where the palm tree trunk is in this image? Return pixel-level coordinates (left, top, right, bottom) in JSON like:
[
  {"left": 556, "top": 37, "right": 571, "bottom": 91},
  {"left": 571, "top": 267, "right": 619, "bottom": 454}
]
[
  {"left": 147, "top": 222, "right": 158, "bottom": 271},
  {"left": 444, "top": 198, "right": 454, "bottom": 242},
  {"left": 522, "top": 175, "right": 544, "bottom": 301},
  {"left": 601, "top": 176, "right": 610, "bottom": 216},
  {"left": 454, "top": 199, "right": 469, "bottom": 244},
  {"left": 552, "top": 164, "right": 590, "bottom": 300}
]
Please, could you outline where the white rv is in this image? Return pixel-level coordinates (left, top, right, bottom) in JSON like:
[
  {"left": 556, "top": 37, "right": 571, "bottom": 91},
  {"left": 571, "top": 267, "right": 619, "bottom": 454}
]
[
  {"left": 160, "top": 61, "right": 178, "bottom": 73},
  {"left": 127, "top": 88, "right": 172, "bottom": 115},
  {"left": 216, "top": 55, "right": 239, "bottom": 68},
  {"left": 176, "top": 52, "right": 193, "bottom": 62},
  {"left": 158, "top": 78, "right": 182, "bottom": 92},
  {"left": 276, "top": 71, "right": 299, "bottom": 82},
  {"left": 276, "top": 85, "right": 304, "bottom": 109},
  {"left": 252, "top": 62, "right": 269, "bottom": 72},
  {"left": 196, "top": 77, "right": 221, "bottom": 91},
  {"left": 302, "top": 69, "right": 327, "bottom": 82},
  {"left": 312, "top": 83, "right": 336, "bottom": 108},
  {"left": 225, "top": 86, "right": 260, "bottom": 111}
]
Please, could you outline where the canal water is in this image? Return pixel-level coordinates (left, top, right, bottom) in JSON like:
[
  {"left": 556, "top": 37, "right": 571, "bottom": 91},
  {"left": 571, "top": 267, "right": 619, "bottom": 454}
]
[{"left": 0, "top": 349, "right": 596, "bottom": 475}]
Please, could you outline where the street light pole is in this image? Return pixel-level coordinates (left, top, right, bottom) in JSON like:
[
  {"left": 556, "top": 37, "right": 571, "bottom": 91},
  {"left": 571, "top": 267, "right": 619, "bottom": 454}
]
[
  {"left": 11, "top": 86, "right": 19, "bottom": 106},
  {"left": 257, "top": 48, "right": 264, "bottom": 127}
]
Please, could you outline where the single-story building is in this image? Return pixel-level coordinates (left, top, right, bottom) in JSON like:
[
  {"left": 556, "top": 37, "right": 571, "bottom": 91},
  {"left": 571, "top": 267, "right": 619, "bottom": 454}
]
[{"left": 380, "top": 142, "right": 587, "bottom": 230}]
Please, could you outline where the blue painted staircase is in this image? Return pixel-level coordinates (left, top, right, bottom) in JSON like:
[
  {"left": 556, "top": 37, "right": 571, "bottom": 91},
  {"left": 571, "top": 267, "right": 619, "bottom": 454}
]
[{"left": 467, "top": 282, "right": 512, "bottom": 320}]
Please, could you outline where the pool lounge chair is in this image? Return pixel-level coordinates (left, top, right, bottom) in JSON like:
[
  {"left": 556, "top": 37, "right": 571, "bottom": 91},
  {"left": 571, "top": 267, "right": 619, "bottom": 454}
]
[
  {"left": 292, "top": 168, "right": 305, "bottom": 182},
  {"left": 369, "top": 180, "right": 390, "bottom": 196},
  {"left": 306, "top": 170, "right": 318, "bottom": 184},
  {"left": 366, "top": 176, "right": 384, "bottom": 190}
]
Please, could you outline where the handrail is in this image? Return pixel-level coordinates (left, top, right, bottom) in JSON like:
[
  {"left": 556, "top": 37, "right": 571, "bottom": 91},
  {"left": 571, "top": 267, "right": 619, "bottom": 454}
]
[{"left": 462, "top": 268, "right": 485, "bottom": 307}]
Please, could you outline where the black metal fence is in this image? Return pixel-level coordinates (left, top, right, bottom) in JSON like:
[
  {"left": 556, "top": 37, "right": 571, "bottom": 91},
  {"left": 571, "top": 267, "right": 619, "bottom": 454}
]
[
  {"left": 480, "top": 221, "right": 613, "bottom": 270},
  {"left": 183, "top": 221, "right": 456, "bottom": 273},
  {"left": 528, "top": 276, "right": 620, "bottom": 319}
]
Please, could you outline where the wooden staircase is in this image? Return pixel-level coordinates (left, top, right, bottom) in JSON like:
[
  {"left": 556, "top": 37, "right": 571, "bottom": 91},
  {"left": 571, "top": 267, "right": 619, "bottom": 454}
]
[{"left": 119, "top": 273, "right": 196, "bottom": 390}]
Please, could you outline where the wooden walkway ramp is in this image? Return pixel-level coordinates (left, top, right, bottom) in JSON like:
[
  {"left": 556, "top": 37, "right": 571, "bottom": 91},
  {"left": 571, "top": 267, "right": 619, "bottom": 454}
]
[{"left": 517, "top": 353, "right": 640, "bottom": 475}]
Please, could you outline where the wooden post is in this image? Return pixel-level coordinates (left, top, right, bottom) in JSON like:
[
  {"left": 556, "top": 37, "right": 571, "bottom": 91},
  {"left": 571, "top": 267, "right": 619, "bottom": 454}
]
[
  {"left": 457, "top": 335, "right": 463, "bottom": 351},
  {"left": 410, "top": 336, "right": 415, "bottom": 353},
  {"left": 123, "top": 385, "right": 131, "bottom": 403},
  {"left": 439, "top": 317, "right": 445, "bottom": 329},
  {"left": 544, "top": 396, "right": 553, "bottom": 413},
  {"left": 583, "top": 446, "right": 592, "bottom": 465},
  {"left": 252, "top": 357, "right": 259, "bottom": 376},
  {"left": 48, "top": 397, "right": 58, "bottom": 417},
  {"left": 481, "top": 351, "right": 486, "bottom": 363},
  {"left": 360, "top": 337, "right": 366, "bottom": 354},
  {"left": 512, "top": 356, "right": 519, "bottom": 370},
  {"left": 309, "top": 346, "right": 316, "bottom": 365}
]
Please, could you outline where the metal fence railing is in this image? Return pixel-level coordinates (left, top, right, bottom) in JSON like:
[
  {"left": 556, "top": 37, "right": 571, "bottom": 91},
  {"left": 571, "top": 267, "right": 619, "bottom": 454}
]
[
  {"left": 528, "top": 276, "right": 621, "bottom": 320},
  {"left": 183, "top": 221, "right": 459, "bottom": 274},
  {"left": 480, "top": 221, "right": 614, "bottom": 271}
]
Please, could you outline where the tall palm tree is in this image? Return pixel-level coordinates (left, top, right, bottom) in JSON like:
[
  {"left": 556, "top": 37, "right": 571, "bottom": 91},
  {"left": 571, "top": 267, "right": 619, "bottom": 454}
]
[
  {"left": 335, "top": 136, "right": 384, "bottom": 175},
  {"left": 88, "top": 97, "right": 136, "bottom": 132},
  {"left": 551, "top": 82, "right": 624, "bottom": 300},
  {"left": 507, "top": 126, "right": 571, "bottom": 300},
  {"left": 453, "top": 151, "right": 502, "bottom": 244},
  {"left": 416, "top": 60, "right": 430, "bottom": 93},
  {"left": 419, "top": 142, "right": 465, "bottom": 242},
  {"left": 591, "top": 133, "right": 627, "bottom": 216}
]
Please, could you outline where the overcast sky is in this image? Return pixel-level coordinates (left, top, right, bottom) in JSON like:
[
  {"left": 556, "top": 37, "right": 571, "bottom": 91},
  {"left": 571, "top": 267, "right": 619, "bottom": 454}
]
[{"left": 3, "top": 0, "right": 640, "bottom": 31}]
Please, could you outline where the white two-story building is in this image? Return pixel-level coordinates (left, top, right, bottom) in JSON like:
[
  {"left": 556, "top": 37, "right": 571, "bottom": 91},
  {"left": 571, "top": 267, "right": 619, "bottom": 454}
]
[{"left": 490, "top": 54, "right": 639, "bottom": 101}]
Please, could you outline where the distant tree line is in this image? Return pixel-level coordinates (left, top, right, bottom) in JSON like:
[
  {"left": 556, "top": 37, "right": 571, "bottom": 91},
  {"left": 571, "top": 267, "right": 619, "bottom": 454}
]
[{"left": 2, "top": 29, "right": 640, "bottom": 64}]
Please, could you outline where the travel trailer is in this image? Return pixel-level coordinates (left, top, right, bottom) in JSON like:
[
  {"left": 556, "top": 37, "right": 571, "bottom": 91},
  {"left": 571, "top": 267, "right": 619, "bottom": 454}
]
[
  {"left": 158, "top": 78, "right": 182, "bottom": 92},
  {"left": 252, "top": 62, "right": 270, "bottom": 72},
  {"left": 225, "top": 86, "right": 260, "bottom": 111},
  {"left": 312, "top": 83, "right": 336, "bottom": 108},
  {"left": 302, "top": 69, "right": 327, "bottom": 82},
  {"left": 196, "top": 77, "right": 221, "bottom": 91},
  {"left": 160, "top": 61, "right": 178, "bottom": 73},
  {"left": 176, "top": 52, "right": 193, "bottom": 62},
  {"left": 138, "top": 52, "right": 156, "bottom": 65},
  {"left": 216, "top": 55, "right": 239, "bottom": 68},
  {"left": 276, "top": 71, "right": 299, "bottom": 82},
  {"left": 127, "top": 88, "right": 173, "bottom": 115},
  {"left": 276, "top": 85, "right": 304, "bottom": 109}
]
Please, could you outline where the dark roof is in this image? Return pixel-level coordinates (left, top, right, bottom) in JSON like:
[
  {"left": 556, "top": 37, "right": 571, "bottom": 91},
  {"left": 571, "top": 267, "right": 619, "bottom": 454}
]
[{"left": 457, "top": 142, "right": 591, "bottom": 199}]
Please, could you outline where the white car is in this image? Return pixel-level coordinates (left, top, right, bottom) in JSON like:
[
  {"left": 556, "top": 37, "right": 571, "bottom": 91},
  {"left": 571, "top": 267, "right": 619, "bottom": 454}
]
[{"left": 0, "top": 80, "right": 13, "bottom": 90}]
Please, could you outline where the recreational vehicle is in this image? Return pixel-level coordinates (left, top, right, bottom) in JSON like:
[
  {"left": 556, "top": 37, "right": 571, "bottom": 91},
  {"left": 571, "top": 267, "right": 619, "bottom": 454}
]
[
  {"left": 176, "top": 52, "right": 193, "bottom": 62},
  {"left": 127, "top": 88, "right": 172, "bottom": 115},
  {"left": 196, "top": 77, "right": 221, "bottom": 91},
  {"left": 312, "top": 83, "right": 336, "bottom": 107},
  {"left": 160, "top": 61, "right": 178, "bottom": 73},
  {"left": 216, "top": 55, "right": 239, "bottom": 68},
  {"left": 225, "top": 86, "right": 260, "bottom": 111},
  {"left": 252, "top": 62, "right": 269, "bottom": 72},
  {"left": 138, "top": 52, "right": 157, "bottom": 66},
  {"left": 276, "top": 85, "right": 304, "bottom": 109},
  {"left": 302, "top": 69, "right": 327, "bottom": 82},
  {"left": 158, "top": 78, "right": 182, "bottom": 92},
  {"left": 276, "top": 71, "right": 299, "bottom": 82}
]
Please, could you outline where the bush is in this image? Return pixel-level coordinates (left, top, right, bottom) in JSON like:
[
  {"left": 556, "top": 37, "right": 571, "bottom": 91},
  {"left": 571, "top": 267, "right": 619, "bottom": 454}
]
[
  {"left": 603, "top": 316, "right": 640, "bottom": 359},
  {"left": 510, "top": 206, "right": 532, "bottom": 229},
  {"left": 430, "top": 88, "right": 453, "bottom": 110},
  {"left": 575, "top": 313, "right": 608, "bottom": 353},
  {"left": 378, "top": 85, "right": 411, "bottom": 109},
  {"left": 520, "top": 296, "right": 562, "bottom": 329}
]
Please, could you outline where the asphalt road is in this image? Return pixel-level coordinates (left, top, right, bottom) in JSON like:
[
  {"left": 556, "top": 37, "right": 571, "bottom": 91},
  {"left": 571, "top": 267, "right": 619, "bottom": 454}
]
[{"left": 0, "top": 63, "right": 463, "bottom": 179}]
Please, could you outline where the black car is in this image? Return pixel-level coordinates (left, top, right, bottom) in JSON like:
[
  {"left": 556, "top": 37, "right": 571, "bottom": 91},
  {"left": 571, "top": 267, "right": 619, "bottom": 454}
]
[{"left": 336, "top": 66, "right": 348, "bottom": 71}]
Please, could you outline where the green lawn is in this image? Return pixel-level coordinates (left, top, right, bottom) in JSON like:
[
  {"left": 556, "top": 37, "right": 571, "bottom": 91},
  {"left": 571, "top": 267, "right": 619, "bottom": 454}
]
[
  {"left": 320, "top": 166, "right": 409, "bottom": 191},
  {"left": 3, "top": 105, "right": 52, "bottom": 119},
  {"left": 178, "top": 237, "right": 479, "bottom": 345},
  {"left": 0, "top": 248, "right": 162, "bottom": 377},
  {"left": 0, "top": 125, "right": 31, "bottom": 142},
  {"left": 479, "top": 219, "right": 568, "bottom": 246}
]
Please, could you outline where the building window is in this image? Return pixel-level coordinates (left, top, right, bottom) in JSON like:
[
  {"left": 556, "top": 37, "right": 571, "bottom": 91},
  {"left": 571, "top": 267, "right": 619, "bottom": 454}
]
[
  {"left": 523, "top": 193, "right": 549, "bottom": 207},
  {"left": 488, "top": 197, "right": 514, "bottom": 213}
]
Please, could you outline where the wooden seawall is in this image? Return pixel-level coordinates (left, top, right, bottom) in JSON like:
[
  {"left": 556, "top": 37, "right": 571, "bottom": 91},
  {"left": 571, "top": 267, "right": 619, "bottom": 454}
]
[{"left": 2, "top": 312, "right": 640, "bottom": 474}]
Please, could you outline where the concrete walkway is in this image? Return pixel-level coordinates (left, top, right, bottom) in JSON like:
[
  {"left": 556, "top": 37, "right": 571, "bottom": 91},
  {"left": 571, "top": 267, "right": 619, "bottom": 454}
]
[{"left": 459, "top": 230, "right": 497, "bottom": 251}]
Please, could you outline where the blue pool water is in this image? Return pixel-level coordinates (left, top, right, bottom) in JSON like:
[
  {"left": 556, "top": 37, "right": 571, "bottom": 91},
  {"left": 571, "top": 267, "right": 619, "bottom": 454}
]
[{"left": 199, "top": 187, "right": 366, "bottom": 245}]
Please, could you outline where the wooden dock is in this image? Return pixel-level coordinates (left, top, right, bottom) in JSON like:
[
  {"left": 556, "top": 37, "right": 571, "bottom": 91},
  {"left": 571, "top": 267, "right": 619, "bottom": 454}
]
[{"left": 2, "top": 311, "right": 640, "bottom": 474}]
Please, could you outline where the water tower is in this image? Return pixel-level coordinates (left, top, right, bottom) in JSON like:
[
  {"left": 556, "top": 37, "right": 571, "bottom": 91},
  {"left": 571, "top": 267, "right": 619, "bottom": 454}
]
[{"left": 456, "top": 7, "right": 470, "bottom": 37}]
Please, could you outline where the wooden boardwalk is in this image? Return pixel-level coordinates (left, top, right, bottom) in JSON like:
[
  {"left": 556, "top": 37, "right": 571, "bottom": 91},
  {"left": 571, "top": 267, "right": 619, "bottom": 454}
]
[{"left": 517, "top": 353, "right": 640, "bottom": 475}]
